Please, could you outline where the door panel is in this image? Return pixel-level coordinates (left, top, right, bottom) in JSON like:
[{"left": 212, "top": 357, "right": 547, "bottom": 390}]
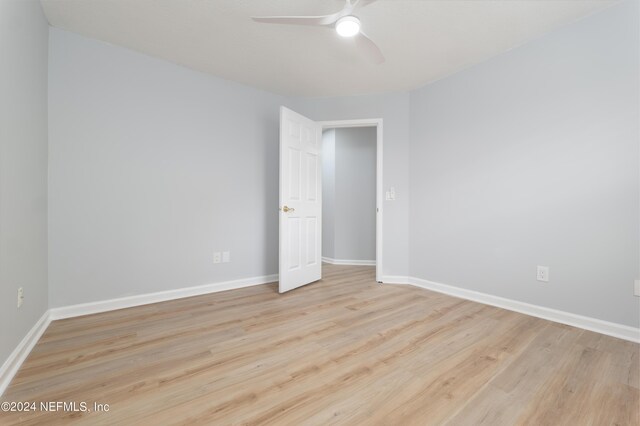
[
  {"left": 306, "top": 217, "right": 317, "bottom": 266},
  {"left": 306, "top": 153, "right": 318, "bottom": 201},
  {"left": 279, "top": 107, "right": 322, "bottom": 293},
  {"left": 288, "top": 148, "right": 301, "bottom": 201}
]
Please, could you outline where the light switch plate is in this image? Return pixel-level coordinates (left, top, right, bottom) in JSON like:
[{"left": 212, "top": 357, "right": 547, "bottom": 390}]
[
  {"left": 385, "top": 187, "right": 396, "bottom": 201},
  {"left": 213, "top": 252, "right": 221, "bottom": 264},
  {"left": 634, "top": 280, "right": 640, "bottom": 297},
  {"left": 222, "top": 251, "right": 231, "bottom": 263}
]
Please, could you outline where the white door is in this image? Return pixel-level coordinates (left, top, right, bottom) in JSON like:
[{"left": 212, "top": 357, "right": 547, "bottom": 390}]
[{"left": 279, "top": 106, "right": 322, "bottom": 293}]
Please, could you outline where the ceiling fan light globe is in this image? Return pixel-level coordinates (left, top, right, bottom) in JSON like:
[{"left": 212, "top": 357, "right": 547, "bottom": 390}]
[{"left": 336, "top": 16, "right": 360, "bottom": 37}]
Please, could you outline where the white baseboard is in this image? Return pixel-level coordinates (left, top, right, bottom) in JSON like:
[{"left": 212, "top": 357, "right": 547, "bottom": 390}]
[
  {"left": 1, "top": 274, "right": 278, "bottom": 397},
  {"left": 3, "top": 271, "right": 637, "bottom": 399},
  {"left": 385, "top": 276, "right": 639, "bottom": 343},
  {"left": 381, "top": 275, "right": 410, "bottom": 284},
  {"left": 0, "top": 311, "right": 51, "bottom": 396},
  {"left": 49, "top": 274, "right": 279, "bottom": 320},
  {"left": 322, "top": 257, "right": 376, "bottom": 266}
]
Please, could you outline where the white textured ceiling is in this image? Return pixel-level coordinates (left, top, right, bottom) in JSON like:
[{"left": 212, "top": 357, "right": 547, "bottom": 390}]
[{"left": 40, "top": 0, "right": 616, "bottom": 97}]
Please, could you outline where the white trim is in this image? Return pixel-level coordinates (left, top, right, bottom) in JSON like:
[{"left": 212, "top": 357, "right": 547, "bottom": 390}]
[
  {"left": 318, "top": 119, "right": 383, "bottom": 283},
  {"left": 49, "top": 274, "right": 278, "bottom": 320},
  {"left": 318, "top": 119, "right": 382, "bottom": 129},
  {"left": 384, "top": 276, "right": 639, "bottom": 343},
  {"left": 380, "top": 275, "right": 410, "bottom": 284},
  {"left": 322, "top": 257, "right": 376, "bottom": 266},
  {"left": 0, "top": 311, "right": 51, "bottom": 396},
  {"left": 2, "top": 272, "right": 636, "bottom": 397},
  {"left": 0, "top": 274, "right": 277, "bottom": 396}
]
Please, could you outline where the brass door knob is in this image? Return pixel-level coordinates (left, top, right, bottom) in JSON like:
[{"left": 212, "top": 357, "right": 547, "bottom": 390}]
[{"left": 282, "top": 206, "right": 295, "bottom": 213}]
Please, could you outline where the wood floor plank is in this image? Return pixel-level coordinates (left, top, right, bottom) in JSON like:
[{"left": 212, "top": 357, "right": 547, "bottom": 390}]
[{"left": 1, "top": 264, "right": 637, "bottom": 425}]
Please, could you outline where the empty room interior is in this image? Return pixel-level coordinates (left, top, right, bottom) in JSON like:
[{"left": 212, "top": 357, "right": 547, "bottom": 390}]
[{"left": 0, "top": 0, "right": 639, "bottom": 424}]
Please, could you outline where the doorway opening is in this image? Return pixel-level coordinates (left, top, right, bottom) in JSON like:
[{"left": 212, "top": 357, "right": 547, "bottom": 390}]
[
  {"left": 319, "top": 119, "right": 383, "bottom": 283},
  {"left": 277, "top": 107, "right": 382, "bottom": 293}
]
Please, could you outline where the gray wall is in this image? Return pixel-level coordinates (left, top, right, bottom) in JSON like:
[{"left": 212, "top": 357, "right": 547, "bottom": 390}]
[
  {"left": 44, "top": 0, "right": 638, "bottom": 331},
  {"left": 409, "top": 0, "right": 639, "bottom": 327},
  {"left": 291, "top": 93, "right": 411, "bottom": 277},
  {"left": 47, "top": 28, "right": 410, "bottom": 306},
  {"left": 0, "top": 1, "right": 49, "bottom": 366},
  {"left": 322, "top": 127, "right": 376, "bottom": 261},
  {"left": 48, "top": 28, "right": 287, "bottom": 307},
  {"left": 322, "top": 130, "right": 336, "bottom": 259}
]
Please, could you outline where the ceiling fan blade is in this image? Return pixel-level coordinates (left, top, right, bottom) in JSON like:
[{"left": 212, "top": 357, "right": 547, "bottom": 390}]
[
  {"left": 252, "top": 11, "right": 343, "bottom": 27},
  {"left": 355, "top": 32, "right": 385, "bottom": 64},
  {"left": 356, "top": 0, "right": 378, "bottom": 8}
]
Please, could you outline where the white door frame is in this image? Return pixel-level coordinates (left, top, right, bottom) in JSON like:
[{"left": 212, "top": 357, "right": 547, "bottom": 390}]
[{"left": 318, "top": 118, "right": 383, "bottom": 283}]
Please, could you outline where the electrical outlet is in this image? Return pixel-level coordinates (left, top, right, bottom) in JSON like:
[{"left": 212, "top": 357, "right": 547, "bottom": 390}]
[
  {"left": 537, "top": 266, "right": 549, "bottom": 283},
  {"left": 213, "top": 252, "right": 221, "bottom": 264},
  {"left": 222, "top": 251, "right": 231, "bottom": 263},
  {"left": 17, "top": 287, "right": 24, "bottom": 308},
  {"left": 634, "top": 280, "right": 640, "bottom": 297}
]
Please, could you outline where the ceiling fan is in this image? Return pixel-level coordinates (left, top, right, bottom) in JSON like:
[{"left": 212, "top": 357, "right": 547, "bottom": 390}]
[{"left": 251, "top": 0, "right": 385, "bottom": 64}]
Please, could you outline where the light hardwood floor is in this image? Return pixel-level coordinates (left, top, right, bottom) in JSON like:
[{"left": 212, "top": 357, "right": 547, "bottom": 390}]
[{"left": 1, "top": 264, "right": 638, "bottom": 425}]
